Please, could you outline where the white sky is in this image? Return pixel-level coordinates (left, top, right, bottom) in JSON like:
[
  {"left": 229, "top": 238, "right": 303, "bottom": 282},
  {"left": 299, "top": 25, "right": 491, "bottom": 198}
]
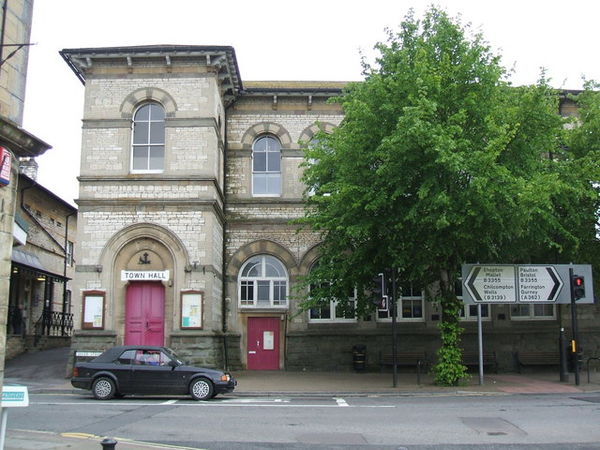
[{"left": 22, "top": 0, "right": 600, "bottom": 206}]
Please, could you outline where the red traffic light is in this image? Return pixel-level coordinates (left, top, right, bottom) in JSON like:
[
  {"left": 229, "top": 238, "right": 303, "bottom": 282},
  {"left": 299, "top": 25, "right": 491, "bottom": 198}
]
[{"left": 571, "top": 275, "right": 585, "bottom": 300}]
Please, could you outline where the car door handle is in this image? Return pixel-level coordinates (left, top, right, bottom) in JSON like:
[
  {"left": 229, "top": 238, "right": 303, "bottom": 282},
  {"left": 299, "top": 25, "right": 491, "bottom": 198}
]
[{"left": 248, "top": 351, "right": 256, "bottom": 354}]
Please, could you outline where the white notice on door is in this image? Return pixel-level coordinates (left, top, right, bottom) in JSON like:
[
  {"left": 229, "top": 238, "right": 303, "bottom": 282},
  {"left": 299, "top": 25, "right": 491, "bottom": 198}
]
[{"left": 263, "top": 331, "right": 274, "bottom": 350}]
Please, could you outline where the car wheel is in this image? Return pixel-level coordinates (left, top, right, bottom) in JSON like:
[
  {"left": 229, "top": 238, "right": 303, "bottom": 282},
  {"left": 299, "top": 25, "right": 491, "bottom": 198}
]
[
  {"left": 92, "top": 377, "right": 116, "bottom": 400},
  {"left": 189, "top": 378, "right": 213, "bottom": 401}
]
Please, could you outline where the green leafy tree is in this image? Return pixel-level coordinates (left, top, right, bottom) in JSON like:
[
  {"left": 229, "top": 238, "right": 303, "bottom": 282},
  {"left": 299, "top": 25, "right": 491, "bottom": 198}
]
[{"left": 299, "top": 7, "right": 600, "bottom": 385}]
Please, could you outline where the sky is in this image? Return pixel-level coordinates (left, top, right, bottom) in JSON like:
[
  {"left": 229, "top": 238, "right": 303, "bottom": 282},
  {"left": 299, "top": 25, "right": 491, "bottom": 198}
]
[{"left": 22, "top": 0, "right": 600, "bottom": 206}]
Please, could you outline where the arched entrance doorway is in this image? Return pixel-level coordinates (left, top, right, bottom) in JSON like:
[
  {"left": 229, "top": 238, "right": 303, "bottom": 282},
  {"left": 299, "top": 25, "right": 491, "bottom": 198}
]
[{"left": 124, "top": 281, "right": 165, "bottom": 346}]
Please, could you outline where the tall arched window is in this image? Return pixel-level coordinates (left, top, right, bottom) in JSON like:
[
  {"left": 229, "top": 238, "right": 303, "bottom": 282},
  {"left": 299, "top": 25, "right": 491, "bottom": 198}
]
[
  {"left": 252, "top": 135, "right": 281, "bottom": 196},
  {"left": 308, "top": 261, "right": 356, "bottom": 322},
  {"left": 132, "top": 102, "right": 165, "bottom": 172},
  {"left": 239, "top": 255, "right": 288, "bottom": 308}
]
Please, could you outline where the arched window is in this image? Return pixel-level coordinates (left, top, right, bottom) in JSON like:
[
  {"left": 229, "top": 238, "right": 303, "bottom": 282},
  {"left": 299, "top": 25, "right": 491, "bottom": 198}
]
[
  {"left": 308, "top": 262, "right": 356, "bottom": 322},
  {"left": 132, "top": 102, "right": 165, "bottom": 172},
  {"left": 239, "top": 255, "right": 288, "bottom": 308},
  {"left": 252, "top": 135, "right": 281, "bottom": 196}
]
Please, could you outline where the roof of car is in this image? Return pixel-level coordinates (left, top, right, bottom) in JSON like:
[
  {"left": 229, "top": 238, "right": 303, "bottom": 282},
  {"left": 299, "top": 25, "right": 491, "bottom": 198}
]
[{"left": 94, "top": 345, "right": 170, "bottom": 362}]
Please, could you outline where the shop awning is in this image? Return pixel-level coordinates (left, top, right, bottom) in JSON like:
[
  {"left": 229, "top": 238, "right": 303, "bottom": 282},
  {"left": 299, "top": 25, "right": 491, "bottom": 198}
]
[{"left": 11, "top": 248, "right": 69, "bottom": 282}]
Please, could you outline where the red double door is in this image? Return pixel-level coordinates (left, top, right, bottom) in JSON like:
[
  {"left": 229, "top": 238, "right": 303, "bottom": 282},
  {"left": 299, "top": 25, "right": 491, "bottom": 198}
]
[
  {"left": 125, "top": 282, "right": 165, "bottom": 346},
  {"left": 247, "top": 317, "right": 280, "bottom": 370}
]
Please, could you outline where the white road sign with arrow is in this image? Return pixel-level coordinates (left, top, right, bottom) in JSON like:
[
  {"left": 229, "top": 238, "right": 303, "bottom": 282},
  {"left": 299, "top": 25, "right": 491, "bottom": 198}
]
[
  {"left": 462, "top": 264, "right": 575, "bottom": 304},
  {"left": 517, "top": 266, "right": 563, "bottom": 302},
  {"left": 465, "top": 265, "right": 517, "bottom": 302}
]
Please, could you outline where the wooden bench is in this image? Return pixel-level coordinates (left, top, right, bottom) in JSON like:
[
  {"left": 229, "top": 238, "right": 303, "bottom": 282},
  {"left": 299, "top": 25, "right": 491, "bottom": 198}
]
[
  {"left": 462, "top": 351, "right": 498, "bottom": 373},
  {"left": 379, "top": 351, "right": 427, "bottom": 384},
  {"left": 515, "top": 351, "right": 560, "bottom": 373}
]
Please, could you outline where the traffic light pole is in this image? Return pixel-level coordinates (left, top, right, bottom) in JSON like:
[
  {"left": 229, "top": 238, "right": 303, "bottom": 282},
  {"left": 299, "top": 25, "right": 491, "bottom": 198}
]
[
  {"left": 391, "top": 270, "right": 398, "bottom": 388},
  {"left": 569, "top": 268, "right": 580, "bottom": 386}
]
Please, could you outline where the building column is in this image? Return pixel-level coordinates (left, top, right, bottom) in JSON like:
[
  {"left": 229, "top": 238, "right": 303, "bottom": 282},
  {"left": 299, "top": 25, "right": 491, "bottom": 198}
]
[{"left": 0, "top": 150, "right": 18, "bottom": 391}]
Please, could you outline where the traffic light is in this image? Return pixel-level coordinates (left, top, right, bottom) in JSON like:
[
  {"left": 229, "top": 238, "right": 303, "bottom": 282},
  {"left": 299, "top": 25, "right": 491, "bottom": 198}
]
[
  {"left": 371, "top": 272, "right": 386, "bottom": 308},
  {"left": 571, "top": 274, "right": 585, "bottom": 300}
]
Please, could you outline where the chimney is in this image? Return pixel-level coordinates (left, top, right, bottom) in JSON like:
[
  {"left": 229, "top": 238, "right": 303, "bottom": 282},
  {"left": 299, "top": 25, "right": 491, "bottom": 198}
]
[{"left": 18, "top": 157, "right": 38, "bottom": 180}]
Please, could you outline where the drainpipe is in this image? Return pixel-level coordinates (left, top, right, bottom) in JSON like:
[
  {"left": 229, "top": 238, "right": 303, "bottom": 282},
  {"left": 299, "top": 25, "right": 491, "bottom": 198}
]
[
  {"left": 61, "top": 211, "right": 76, "bottom": 335},
  {"left": 221, "top": 105, "right": 230, "bottom": 371},
  {"left": 0, "top": 1, "right": 7, "bottom": 63}
]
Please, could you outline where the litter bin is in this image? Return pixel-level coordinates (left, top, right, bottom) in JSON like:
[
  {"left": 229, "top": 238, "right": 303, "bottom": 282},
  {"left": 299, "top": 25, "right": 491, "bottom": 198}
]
[{"left": 352, "top": 345, "right": 366, "bottom": 371}]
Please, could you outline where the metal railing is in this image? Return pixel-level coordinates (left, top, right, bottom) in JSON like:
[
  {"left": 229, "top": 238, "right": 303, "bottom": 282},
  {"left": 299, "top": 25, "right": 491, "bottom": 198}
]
[{"left": 33, "top": 309, "right": 73, "bottom": 344}]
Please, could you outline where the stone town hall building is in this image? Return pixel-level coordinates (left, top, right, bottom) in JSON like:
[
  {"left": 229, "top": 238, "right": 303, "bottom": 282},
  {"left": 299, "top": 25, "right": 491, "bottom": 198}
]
[{"left": 61, "top": 45, "right": 599, "bottom": 372}]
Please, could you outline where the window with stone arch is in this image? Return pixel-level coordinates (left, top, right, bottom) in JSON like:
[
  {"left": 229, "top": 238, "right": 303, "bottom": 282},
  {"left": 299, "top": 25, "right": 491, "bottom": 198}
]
[
  {"left": 308, "top": 260, "right": 356, "bottom": 322},
  {"left": 252, "top": 135, "right": 281, "bottom": 196},
  {"left": 131, "top": 102, "right": 165, "bottom": 172},
  {"left": 239, "top": 255, "right": 288, "bottom": 308}
]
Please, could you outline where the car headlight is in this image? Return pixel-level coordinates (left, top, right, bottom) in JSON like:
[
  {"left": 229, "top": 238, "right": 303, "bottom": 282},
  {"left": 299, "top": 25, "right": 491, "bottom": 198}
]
[{"left": 219, "top": 374, "right": 231, "bottom": 382}]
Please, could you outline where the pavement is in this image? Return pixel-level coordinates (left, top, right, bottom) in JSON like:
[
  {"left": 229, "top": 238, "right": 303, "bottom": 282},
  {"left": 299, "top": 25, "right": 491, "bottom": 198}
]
[{"left": 1, "top": 347, "right": 600, "bottom": 449}]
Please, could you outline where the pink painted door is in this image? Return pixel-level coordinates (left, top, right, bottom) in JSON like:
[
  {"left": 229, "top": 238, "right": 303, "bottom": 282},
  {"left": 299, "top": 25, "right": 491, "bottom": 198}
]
[
  {"left": 247, "top": 317, "right": 280, "bottom": 370},
  {"left": 125, "top": 282, "right": 165, "bottom": 346}
]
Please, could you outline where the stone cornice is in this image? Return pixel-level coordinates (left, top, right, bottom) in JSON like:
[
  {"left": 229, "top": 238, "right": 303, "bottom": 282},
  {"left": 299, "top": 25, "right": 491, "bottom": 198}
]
[
  {"left": 76, "top": 198, "right": 226, "bottom": 225},
  {"left": 0, "top": 117, "right": 51, "bottom": 157}
]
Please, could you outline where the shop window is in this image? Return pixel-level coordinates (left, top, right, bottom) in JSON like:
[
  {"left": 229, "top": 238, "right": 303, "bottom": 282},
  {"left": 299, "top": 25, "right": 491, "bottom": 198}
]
[{"left": 131, "top": 102, "right": 165, "bottom": 172}]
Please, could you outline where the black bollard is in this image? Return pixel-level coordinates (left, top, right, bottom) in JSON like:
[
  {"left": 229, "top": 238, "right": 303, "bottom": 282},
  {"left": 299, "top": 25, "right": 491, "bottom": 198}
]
[{"left": 101, "top": 437, "right": 117, "bottom": 449}]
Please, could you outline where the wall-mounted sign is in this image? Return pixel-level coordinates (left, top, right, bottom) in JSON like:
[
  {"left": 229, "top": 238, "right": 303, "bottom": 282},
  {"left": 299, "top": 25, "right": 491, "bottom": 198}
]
[
  {"left": 0, "top": 147, "right": 12, "bottom": 186},
  {"left": 82, "top": 290, "right": 105, "bottom": 329},
  {"left": 181, "top": 291, "right": 203, "bottom": 329},
  {"left": 121, "top": 270, "right": 170, "bottom": 281}
]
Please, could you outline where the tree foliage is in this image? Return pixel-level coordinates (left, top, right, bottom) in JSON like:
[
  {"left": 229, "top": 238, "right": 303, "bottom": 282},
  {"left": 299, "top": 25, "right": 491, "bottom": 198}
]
[{"left": 298, "top": 7, "right": 600, "bottom": 385}]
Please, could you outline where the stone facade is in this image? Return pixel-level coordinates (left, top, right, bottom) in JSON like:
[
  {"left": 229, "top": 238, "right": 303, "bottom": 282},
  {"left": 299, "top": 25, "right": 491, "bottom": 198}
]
[
  {"left": 1, "top": 0, "right": 52, "bottom": 394},
  {"left": 61, "top": 45, "right": 599, "bottom": 374}
]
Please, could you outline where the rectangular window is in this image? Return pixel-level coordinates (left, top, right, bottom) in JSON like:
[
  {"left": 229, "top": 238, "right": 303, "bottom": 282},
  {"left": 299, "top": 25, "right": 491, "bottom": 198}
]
[
  {"left": 257, "top": 280, "right": 270, "bottom": 306},
  {"left": 273, "top": 281, "right": 286, "bottom": 306},
  {"left": 65, "top": 241, "right": 74, "bottom": 266},
  {"left": 309, "top": 289, "right": 356, "bottom": 322},
  {"left": 510, "top": 303, "right": 556, "bottom": 320},
  {"left": 460, "top": 303, "right": 491, "bottom": 321},
  {"left": 377, "top": 282, "right": 424, "bottom": 322},
  {"left": 253, "top": 173, "right": 281, "bottom": 196},
  {"left": 240, "top": 281, "right": 254, "bottom": 306}
]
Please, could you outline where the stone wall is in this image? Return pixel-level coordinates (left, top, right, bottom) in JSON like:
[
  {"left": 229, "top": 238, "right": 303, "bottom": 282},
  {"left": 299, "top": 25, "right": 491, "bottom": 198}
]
[
  {"left": 169, "top": 333, "right": 241, "bottom": 370},
  {"left": 286, "top": 321, "right": 600, "bottom": 373}
]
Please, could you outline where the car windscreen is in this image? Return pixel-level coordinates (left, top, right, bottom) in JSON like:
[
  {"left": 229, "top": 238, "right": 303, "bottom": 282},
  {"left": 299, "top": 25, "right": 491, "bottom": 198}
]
[{"left": 164, "top": 347, "right": 185, "bottom": 365}]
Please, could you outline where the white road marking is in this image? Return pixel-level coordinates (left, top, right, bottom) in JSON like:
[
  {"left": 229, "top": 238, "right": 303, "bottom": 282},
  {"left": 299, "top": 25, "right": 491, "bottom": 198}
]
[
  {"left": 334, "top": 397, "right": 349, "bottom": 407},
  {"left": 31, "top": 400, "right": 394, "bottom": 408},
  {"left": 219, "top": 397, "right": 290, "bottom": 403},
  {"left": 161, "top": 399, "right": 178, "bottom": 405}
]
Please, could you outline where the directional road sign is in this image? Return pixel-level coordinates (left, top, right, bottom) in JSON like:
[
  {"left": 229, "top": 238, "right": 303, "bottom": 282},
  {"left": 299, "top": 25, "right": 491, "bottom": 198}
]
[
  {"left": 462, "top": 264, "right": 594, "bottom": 304},
  {"left": 464, "top": 265, "right": 516, "bottom": 303},
  {"left": 517, "top": 266, "right": 563, "bottom": 302}
]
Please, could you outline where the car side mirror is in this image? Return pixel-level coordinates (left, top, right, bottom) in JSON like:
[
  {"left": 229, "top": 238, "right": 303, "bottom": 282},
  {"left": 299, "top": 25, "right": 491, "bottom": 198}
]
[{"left": 168, "top": 360, "right": 178, "bottom": 368}]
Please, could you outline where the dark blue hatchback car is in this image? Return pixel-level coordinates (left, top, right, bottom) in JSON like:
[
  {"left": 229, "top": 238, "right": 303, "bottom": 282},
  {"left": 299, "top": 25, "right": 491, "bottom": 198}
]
[{"left": 71, "top": 345, "right": 236, "bottom": 400}]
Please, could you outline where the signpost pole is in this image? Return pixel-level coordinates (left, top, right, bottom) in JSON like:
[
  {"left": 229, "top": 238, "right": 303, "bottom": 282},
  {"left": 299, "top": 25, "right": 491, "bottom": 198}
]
[
  {"left": 0, "top": 407, "right": 7, "bottom": 450},
  {"left": 477, "top": 304, "right": 484, "bottom": 386},
  {"left": 569, "top": 268, "right": 580, "bottom": 386}
]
